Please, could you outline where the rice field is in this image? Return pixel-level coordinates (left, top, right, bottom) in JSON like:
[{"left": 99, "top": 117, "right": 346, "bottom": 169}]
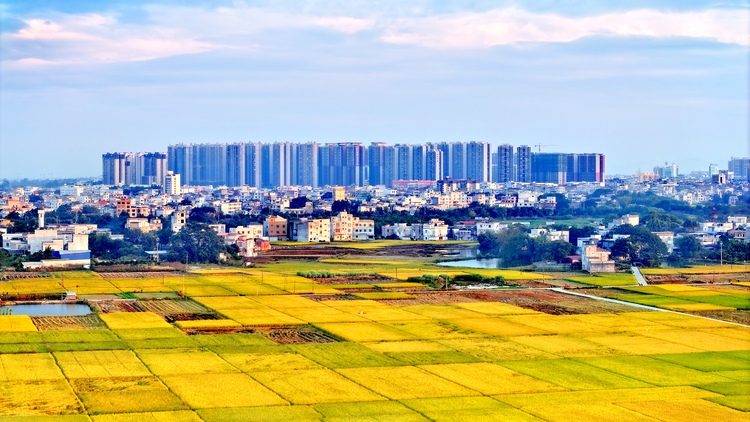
[{"left": 0, "top": 265, "right": 748, "bottom": 420}]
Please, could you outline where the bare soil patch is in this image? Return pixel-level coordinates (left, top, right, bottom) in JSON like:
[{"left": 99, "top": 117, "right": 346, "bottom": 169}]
[
  {"left": 259, "top": 325, "right": 339, "bottom": 344},
  {"left": 33, "top": 315, "right": 106, "bottom": 331}
]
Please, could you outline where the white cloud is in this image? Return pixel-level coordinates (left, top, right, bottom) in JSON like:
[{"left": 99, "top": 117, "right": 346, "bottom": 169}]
[
  {"left": 5, "top": 5, "right": 747, "bottom": 67},
  {"left": 380, "top": 8, "right": 750, "bottom": 48}
]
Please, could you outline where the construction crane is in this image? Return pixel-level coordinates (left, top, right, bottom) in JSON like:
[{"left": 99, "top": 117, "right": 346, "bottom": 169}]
[{"left": 534, "top": 144, "right": 558, "bottom": 153}]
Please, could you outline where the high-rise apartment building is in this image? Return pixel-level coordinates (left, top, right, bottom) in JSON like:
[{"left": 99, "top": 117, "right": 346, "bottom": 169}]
[
  {"left": 411, "top": 144, "right": 427, "bottom": 180},
  {"left": 532, "top": 153, "right": 567, "bottom": 184},
  {"left": 728, "top": 157, "right": 750, "bottom": 180},
  {"left": 425, "top": 147, "right": 443, "bottom": 181},
  {"left": 450, "top": 142, "right": 466, "bottom": 179},
  {"left": 167, "top": 144, "right": 192, "bottom": 186},
  {"left": 516, "top": 145, "right": 532, "bottom": 183},
  {"left": 465, "top": 141, "right": 491, "bottom": 182},
  {"left": 295, "top": 142, "right": 319, "bottom": 187},
  {"left": 496, "top": 144, "right": 513, "bottom": 182},
  {"left": 654, "top": 162, "right": 679, "bottom": 179},
  {"left": 225, "top": 143, "right": 245, "bottom": 187},
  {"left": 244, "top": 142, "right": 261, "bottom": 188},
  {"left": 104, "top": 152, "right": 166, "bottom": 186},
  {"left": 396, "top": 144, "right": 412, "bottom": 181},
  {"left": 164, "top": 171, "right": 181, "bottom": 195},
  {"left": 102, "top": 152, "right": 130, "bottom": 185},
  {"left": 566, "top": 153, "right": 605, "bottom": 183}
]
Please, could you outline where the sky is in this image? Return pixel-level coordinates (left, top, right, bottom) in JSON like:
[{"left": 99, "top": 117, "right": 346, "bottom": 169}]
[{"left": 1, "top": 0, "right": 748, "bottom": 179}]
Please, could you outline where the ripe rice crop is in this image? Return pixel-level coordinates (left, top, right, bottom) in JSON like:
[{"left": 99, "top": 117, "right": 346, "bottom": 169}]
[
  {"left": 91, "top": 410, "right": 203, "bottom": 422},
  {"left": 290, "top": 342, "right": 401, "bottom": 368},
  {"left": 249, "top": 295, "right": 323, "bottom": 309},
  {"left": 220, "top": 283, "right": 289, "bottom": 296},
  {"left": 386, "top": 350, "right": 479, "bottom": 365},
  {"left": 0, "top": 380, "right": 82, "bottom": 417},
  {"left": 313, "top": 400, "right": 423, "bottom": 420},
  {"left": 220, "top": 352, "right": 322, "bottom": 372},
  {"left": 251, "top": 368, "right": 386, "bottom": 404},
  {"left": 580, "top": 355, "right": 732, "bottom": 386},
  {"left": 160, "top": 373, "right": 288, "bottom": 408},
  {"left": 0, "top": 315, "right": 38, "bottom": 332},
  {"left": 0, "top": 353, "right": 65, "bottom": 381},
  {"left": 640, "top": 329, "right": 750, "bottom": 352},
  {"left": 272, "top": 307, "right": 368, "bottom": 323},
  {"left": 398, "top": 304, "right": 488, "bottom": 320},
  {"left": 661, "top": 303, "right": 736, "bottom": 311},
  {"left": 314, "top": 322, "right": 415, "bottom": 342},
  {"left": 106, "top": 278, "right": 173, "bottom": 293},
  {"left": 364, "top": 340, "right": 451, "bottom": 353},
  {"left": 418, "top": 362, "right": 564, "bottom": 395},
  {"left": 515, "top": 402, "right": 655, "bottom": 422},
  {"left": 169, "top": 284, "right": 238, "bottom": 297},
  {"left": 352, "top": 292, "right": 416, "bottom": 300},
  {"left": 382, "top": 320, "right": 482, "bottom": 341},
  {"left": 99, "top": 312, "right": 172, "bottom": 330},
  {"left": 400, "top": 396, "right": 535, "bottom": 422},
  {"left": 499, "top": 359, "right": 650, "bottom": 390},
  {"left": 439, "top": 337, "right": 558, "bottom": 362},
  {"left": 218, "top": 308, "right": 306, "bottom": 327},
  {"left": 173, "top": 320, "right": 242, "bottom": 330},
  {"left": 197, "top": 406, "right": 322, "bottom": 422},
  {"left": 452, "top": 302, "right": 541, "bottom": 316},
  {"left": 496, "top": 386, "right": 718, "bottom": 408},
  {"left": 72, "top": 376, "right": 187, "bottom": 414},
  {"left": 450, "top": 317, "right": 548, "bottom": 336},
  {"left": 137, "top": 349, "right": 239, "bottom": 375},
  {"left": 193, "top": 296, "right": 261, "bottom": 311},
  {"left": 336, "top": 366, "right": 480, "bottom": 399},
  {"left": 616, "top": 398, "right": 747, "bottom": 421},
  {"left": 54, "top": 350, "right": 151, "bottom": 378},
  {"left": 508, "top": 334, "right": 623, "bottom": 358},
  {"left": 583, "top": 333, "right": 701, "bottom": 355},
  {"left": 340, "top": 306, "right": 429, "bottom": 322}
]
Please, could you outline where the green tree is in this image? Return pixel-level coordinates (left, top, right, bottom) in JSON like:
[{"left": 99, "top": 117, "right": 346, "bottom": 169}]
[
  {"left": 675, "top": 235, "right": 704, "bottom": 260},
  {"left": 167, "top": 222, "right": 224, "bottom": 263},
  {"left": 534, "top": 240, "right": 576, "bottom": 263},
  {"left": 610, "top": 226, "right": 668, "bottom": 267}
]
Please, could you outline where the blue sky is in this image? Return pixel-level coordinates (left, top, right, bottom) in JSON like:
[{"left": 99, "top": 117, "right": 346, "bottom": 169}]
[{"left": 1, "top": 0, "right": 748, "bottom": 179}]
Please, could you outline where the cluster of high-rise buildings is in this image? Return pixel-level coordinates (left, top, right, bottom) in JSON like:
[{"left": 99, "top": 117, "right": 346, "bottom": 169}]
[
  {"left": 103, "top": 143, "right": 605, "bottom": 187},
  {"left": 101, "top": 152, "right": 168, "bottom": 186}
]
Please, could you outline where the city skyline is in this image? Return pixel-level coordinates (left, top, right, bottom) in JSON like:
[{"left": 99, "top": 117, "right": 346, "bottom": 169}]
[
  {"left": 1, "top": 1, "right": 748, "bottom": 179},
  {"left": 103, "top": 141, "right": 606, "bottom": 188}
]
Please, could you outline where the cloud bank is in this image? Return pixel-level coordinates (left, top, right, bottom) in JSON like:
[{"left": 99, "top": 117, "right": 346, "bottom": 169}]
[{"left": 4, "top": 5, "right": 748, "bottom": 66}]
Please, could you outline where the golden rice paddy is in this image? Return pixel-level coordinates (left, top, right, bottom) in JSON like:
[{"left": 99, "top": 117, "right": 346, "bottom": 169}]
[{"left": 0, "top": 265, "right": 747, "bottom": 420}]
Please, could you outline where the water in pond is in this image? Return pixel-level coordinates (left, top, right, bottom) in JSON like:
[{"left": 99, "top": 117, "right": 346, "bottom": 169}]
[
  {"left": 437, "top": 258, "right": 503, "bottom": 269},
  {"left": 0, "top": 304, "right": 92, "bottom": 317}
]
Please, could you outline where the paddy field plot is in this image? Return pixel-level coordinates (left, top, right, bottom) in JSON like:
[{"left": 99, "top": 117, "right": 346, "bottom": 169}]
[
  {"left": 71, "top": 376, "right": 187, "bottom": 414},
  {"left": 91, "top": 410, "right": 203, "bottom": 422},
  {"left": 499, "top": 359, "right": 651, "bottom": 390},
  {"left": 99, "top": 312, "right": 172, "bottom": 330},
  {"left": 219, "top": 351, "right": 322, "bottom": 372},
  {"left": 290, "top": 342, "right": 401, "bottom": 368},
  {"left": 0, "top": 353, "right": 65, "bottom": 381},
  {"left": 136, "top": 349, "right": 239, "bottom": 375},
  {"left": 579, "top": 355, "right": 733, "bottom": 386},
  {"left": 400, "top": 396, "right": 538, "bottom": 422},
  {"left": 55, "top": 350, "right": 151, "bottom": 378},
  {"left": 0, "top": 379, "right": 83, "bottom": 417},
  {"left": 417, "top": 362, "right": 565, "bottom": 395},
  {"left": 0, "top": 315, "right": 38, "bottom": 332},
  {"left": 313, "top": 401, "right": 426, "bottom": 421},
  {"left": 251, "top": 369, "right": 386, "bottom": 404},
  {"left": 336, "top": 366, "right": 481, "bottom": 399},
  {"left": 159, "top": 373, "right": 288, "bottom": 409},
  {"left": 197, "top": 406, "right": 322, "bottom": 422}
]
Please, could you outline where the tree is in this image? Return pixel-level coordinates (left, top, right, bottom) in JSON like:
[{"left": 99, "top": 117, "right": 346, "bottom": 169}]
[
  {"left": 609, "top": 226, "right": 668, "bottom": 267},
  {"left": 289, "top": 196, "right": 309, "bottom": 209},
  {"left": 675, "top": 235, "right": 704, "bottom": 260},
  {"left": 167, "top": 222, "right": 224, "bottom": 263},
  {"left": 189, "top": 207, "right": 218, "bottom": 224},
  {"left": 642, "top": 211, "right": 681, "bottom": 232},
  {"left": 534, "top": 240, "right": 576, "bottom": 263}
]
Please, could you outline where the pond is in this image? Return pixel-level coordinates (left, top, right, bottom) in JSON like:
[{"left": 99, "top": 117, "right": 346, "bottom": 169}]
[
  {"left": 0, "top": 303, "right": 92, "bottom": 317},
  {"left": 437, "top": 258, "right": 503, "bottom": 269}
]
